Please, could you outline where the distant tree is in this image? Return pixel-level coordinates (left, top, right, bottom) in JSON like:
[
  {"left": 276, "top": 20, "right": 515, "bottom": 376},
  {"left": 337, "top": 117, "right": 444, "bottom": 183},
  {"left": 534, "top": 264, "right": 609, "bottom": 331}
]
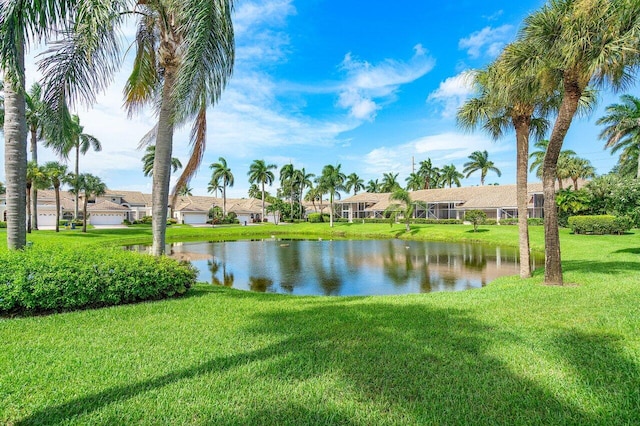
[
  {"left": 42, "top": 162, "right": 68, "bottom": 232},
  {"left": 304, "top": 185, "right": 323, "bottom": 213},
  {"left": 248, "top": 160, "right": 277, "bottom": 222},
  {"left": 210, "top": 157, "right": 234, "bottom": 217},
  {"left": 465, "top": 210, "right": 487, "bottom": 232},
  {"left": 565, "top": 157, "right": 595, "bottom": 190},
  {"left": 0, "top": 181, "right": 5, "bottom": 195},
  {"left": 317, "top": 164, "right": 346, "bottom": 227},
  {"left": 597, "top": 94, "right": 640, "bottom": 179},
  {"left": 26, "top": 161, "right": 47, "bottom": 233},
  {"left": 418, "top": 159, "right": 440, "bottom": 189},
  {"left": 440, "top": 164, "right": 463, "bottom": 188},
  {"left": 279, "top": 163, "right": 295, "bottom": 218},
  {"left": 529, "top": 140, "right": 576, "bottom": 188},
  {"left": 345, "top": 173, "right": 365, "bottom": 195},
  {"left": 384, "top": 188, "right": 426, "bottom": 232},
  {"left": 365, "top": 179, "right": 381, "bottom": 193},
  {"left": 248, "top": 183, "right": 262, "bottom": 200},
  {"left": 177, "top": 185, "right": 193, "bottom": 196},
  {"left": 75, "top": 173, "right": 107, "bottom": 233},
  {"left": 405, "top": 173, "right": 424, "bottom": 191},
  {"left": 463, "top": 150, "right": 502, "bottom": 185},
  {"left": 142, "top": 145, "right": 182, "bottom": 177},
  {"left": 381, "top": 172, "right": 401, "bottom": 192}
]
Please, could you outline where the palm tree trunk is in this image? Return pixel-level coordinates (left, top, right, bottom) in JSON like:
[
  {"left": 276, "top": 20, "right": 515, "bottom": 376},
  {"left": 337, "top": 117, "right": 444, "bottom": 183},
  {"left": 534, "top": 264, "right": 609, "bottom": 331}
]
[
  {"left": 30, "top": 128, "right": 38, "bottom": 230},
  {"left": 222, "top": 184, "right": 226, "bottom": 217},
  {"left": 543, "top": 77, "right": 582, "bottom": 285},
  {"left": 82, "top": 195, "right": 88, "bottom": 233},
  {"left": 572, "top": 177, "right": 579, "bottom": 190},
  {"left": 74, "top": 143, "right": 80, "bottom": 219},
  {"left": 329, "top": 193, "right": 334, "bottom": 227},
  {"left": 261, "top": 182, "right": 265, "bottom": 222},
  {"left": 26, "top": 185, "right": 32, "bottom": 233},
  {"left": 3, "top": 41, "right": 28, "bottom": 249},
  {"left": 55, "top": 186, "right": 61, "bottom": 233},
  {"left": 151, "top": 63, "right": 177, "bottom": 256},
  {"left": 514, "top": 117, "right": 531, "bottom": 278}
]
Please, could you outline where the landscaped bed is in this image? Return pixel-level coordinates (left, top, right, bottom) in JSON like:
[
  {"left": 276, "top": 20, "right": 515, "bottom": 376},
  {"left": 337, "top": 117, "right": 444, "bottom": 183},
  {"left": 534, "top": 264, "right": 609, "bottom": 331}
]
[{"left": 1, "top": 223, "right": 639, "bottom": 424}]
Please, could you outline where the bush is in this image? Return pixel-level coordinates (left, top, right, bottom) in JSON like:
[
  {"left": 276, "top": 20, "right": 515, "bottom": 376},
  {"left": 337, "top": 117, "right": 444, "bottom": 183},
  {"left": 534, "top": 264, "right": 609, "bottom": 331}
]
[
  {"left": 0, "top": 246, "right": 197, "bottom": 315},
  {"left": 123, "top": 219, "right": 132, "bottom": 225},
  {"left": 308, "top": 213, "right": 329, "bottom": 223},
  {"left": 568, "top": 215, "right": 633, "bottom": 235},
  {"left": 166, "top": 218, "right": 177, "bottom": 225},
  {"left": 139, "top": 215, "right": 153, "bottom": 224},
  {"left": 464, "top": 210, "right": 487, "bottom": 232},
  {"left": 0, "top": 221, "right": 6, "bottom": 228},
  {"left": 498, "top": 218, "right": 545, "bottom": 226}
]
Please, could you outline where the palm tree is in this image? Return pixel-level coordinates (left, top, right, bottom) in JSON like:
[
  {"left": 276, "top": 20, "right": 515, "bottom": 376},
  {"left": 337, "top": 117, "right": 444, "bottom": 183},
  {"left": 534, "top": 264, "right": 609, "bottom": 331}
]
[
  {"left": 279, "top": 163, "right": 295, "bottom": 220},
  {"left": 207, "top": 176, "right": 223, "bottom": 197},
  {"left": 42, "top": 162, "right": 69, "bottom": 232},
  {"left": 177, "top": 186, "right": 193, "bottom": 196},
  {"left": 512, "top": 0, "right": 640, "bottom": 285},
  {"left": 248, "top": 183, "right": 262, "bottom": 200},
  {"left": 529, "top": 140, "right": 577, "bottom": 188},
  {"left": 304, "top": 185, "right": 322, "bottom": 213},
  {"left": 565, "top": 157, "right": 596, "bottom": 190},
  {"left": 418, "top": 159, "right": 440, "bottom": 189},
  {"left": 440, "top": 164, "right": 463, "bottom": 188},
  {"left": 26, "top": 161, "right": 47, "bottom": 233},
  {"left": 248, "top": 160, "right": 277, "bottom": 223},
  {"left": 597, "top": 94, "right": 640, "bottom": 179},
  {"left": 317, "top": 164, "right": 346, "bottom": 227},
  {"left": 463, "top": 150, "right": 502, "bottom": 185},
  {"left": 366, "top": 179, "right": 380, "bottom": 193},
  {"left": 142, "top": 145, "right": 182, "bottom": 177},
  {"left": 75, "top": 173, "right": 107, "bottom": 233},
  {"left": 25, "top": 83, "right": 48, "bottom": 230},
  {"left": 210, "top": 157, "right": 234, "bottom": 217},
  {"left": 405, "top": 172, "right": 424, "bottom": 191},
  {"left": 381, "top": 172, "right": 401, "bottom": 193},
  {"left": 295, "top": 168, "right": 314, "bottom": 219},
  {"left": 0, "top": 181, "right": 5, "bottom": 195},
  {"left": 345, "top": 173, "right": 365, "bottom": 195},
  {"left": 384, "top": 188, "right": 426, "bottom": 232}
]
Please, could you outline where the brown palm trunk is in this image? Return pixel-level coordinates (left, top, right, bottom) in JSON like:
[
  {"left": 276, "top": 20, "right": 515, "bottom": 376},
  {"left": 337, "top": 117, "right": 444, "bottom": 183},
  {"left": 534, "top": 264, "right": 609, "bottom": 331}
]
[
  {"left": 151, "top": 36, "right": 179, "bottom": 256},
  {"left": 3, "top": 41, "right": 28, "bottom": 249},
  {"left": 222, "top": 184, "right": 226, "bottom": 217},
  {"left": 31, "top": 127, "right": 38, "bottom": 230},
  {"left": 514, "top": 115, "right": 531, "bottom": 278},
  {"left": 261, "top": 182, "right": 265, "bottom": 222},
  {"left": 543, "top": 76, "right": 582, "bottom": 285},
  {"left": 82, "top": 195, "right": 88, "bottom": 232},
  {"left": 329, "top": 192, "right": 334, "bottom": 227},
  {"left": 55, "top": 186, "right": 61, "bottom": 233},
  {"left": 26, "top": 184, "right": 32, "bottom": 233},
  {"left": 74, "top": 143, "right": 80, "bottom": 219}
]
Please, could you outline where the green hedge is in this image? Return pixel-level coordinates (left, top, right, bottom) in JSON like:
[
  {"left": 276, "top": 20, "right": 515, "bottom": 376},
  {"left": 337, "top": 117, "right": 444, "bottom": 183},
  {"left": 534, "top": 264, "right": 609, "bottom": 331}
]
[
  {"left": 0, "top": 221, "right": 6, "bottom": 228},
  {"left": 361, "top": 218, "right": 462, "bottom": 225},
  {"left": 308, "top": 213, "right": 330, "bottom": 223},
  {"left": 499, "top": 218, "right": 544, "bottom": 226},
  {"left": 0, "top": 246, "right": 197, "bottom": 315},
  {"left": 568, "top": 215, "right": 633, "bottom": 235}
]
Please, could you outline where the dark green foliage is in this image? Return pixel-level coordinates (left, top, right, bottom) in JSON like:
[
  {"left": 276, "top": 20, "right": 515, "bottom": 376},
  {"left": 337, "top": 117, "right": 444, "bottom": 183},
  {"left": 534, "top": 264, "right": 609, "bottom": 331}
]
[
  {"left": 499, "top": 218, "right": 544, "bottom": 226},
  {"left": 465, "top": 210, "right": 487, "bottom": 232},
  {"left": 362, "top": 218, "right": 462, "bottom": 225},
  {"left": 0, "top": 221, "right": 6, "bottom": 229},
  {"left": 568, "top": 215, "right": 633, "bottom": 235},
  {"left": 139, "top": 215, "right": 153, "bottom": 224},
  {"left": 166, "top": 218, "right": 178, "bottom": 225},
  {"left": 308, "top": 213, "right": 329, "bottom": 223},
  {"left": 0, "top": 247, "right": 196, "bottom": 315},
  {"left": 483, "top": 219, "right": 498, "bottom": 225}
]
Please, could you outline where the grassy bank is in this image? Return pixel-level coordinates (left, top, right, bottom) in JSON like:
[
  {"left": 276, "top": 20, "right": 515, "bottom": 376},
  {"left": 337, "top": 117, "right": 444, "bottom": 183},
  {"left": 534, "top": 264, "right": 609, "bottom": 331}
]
[{"left": 1, "top": 224, "right": 639, "bottom": 424}]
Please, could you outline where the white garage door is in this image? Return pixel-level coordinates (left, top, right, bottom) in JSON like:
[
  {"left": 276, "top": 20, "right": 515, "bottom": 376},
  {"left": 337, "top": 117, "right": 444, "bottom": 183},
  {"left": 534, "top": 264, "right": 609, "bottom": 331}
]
[
  {"left": 38, "top": 213, "right": 57, "bottom": 226},
  {"left": 183, "top": 213, "right": 208, "bottom": 225},
  {"left": 90, "top": 213, "right": 124, "bottom": 225}
]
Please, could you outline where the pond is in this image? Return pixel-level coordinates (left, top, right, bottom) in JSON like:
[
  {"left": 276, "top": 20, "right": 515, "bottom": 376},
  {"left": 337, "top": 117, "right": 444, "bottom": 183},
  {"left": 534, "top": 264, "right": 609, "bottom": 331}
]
[{"left": 129, "top": 239, "right": 540, "bottom": 296}]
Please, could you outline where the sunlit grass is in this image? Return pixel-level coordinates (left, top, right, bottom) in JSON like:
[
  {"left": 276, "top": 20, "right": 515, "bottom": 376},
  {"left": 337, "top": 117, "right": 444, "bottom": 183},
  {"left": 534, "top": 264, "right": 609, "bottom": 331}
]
[{"left": 1, "top": 224, "right": 639, "bottom": 424}]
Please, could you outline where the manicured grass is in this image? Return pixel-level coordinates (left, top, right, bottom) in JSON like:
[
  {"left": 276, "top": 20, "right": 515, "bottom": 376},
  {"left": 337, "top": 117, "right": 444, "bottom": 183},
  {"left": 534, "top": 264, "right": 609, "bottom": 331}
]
[{"left": 1, "top": 223, "right": 639, "bottom": 424}]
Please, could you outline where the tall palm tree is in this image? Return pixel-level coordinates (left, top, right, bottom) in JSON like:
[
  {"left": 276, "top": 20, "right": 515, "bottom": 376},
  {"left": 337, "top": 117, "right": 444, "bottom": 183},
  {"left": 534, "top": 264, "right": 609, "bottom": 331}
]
[
  {"left": 142, "top": 145, "right": 182, "bottom": 177},
  {"left": 210, "top": 157, "right": 234, "bottom": 217},
  {"left": 304, "top": 185, "right": 322, "bottom": 213},
  {"left": 381, "top": 172, "right": 400, "bottom": 193},
  {"left": 565, "top": 157, "right": 596, "bottom": 190},
  {"left": 440, "top": 164, "right": 463, "bottom": 188},
  {"left": 26, "top": 161, "right": 46, "bottom": 233},
  {"left": 208, "top": 176, "right": 223, "bottom": 198},
  {"left": 597, "top": 94, "right": 640, "bottom": 179},
  {"left": 345, "top": 172, "right": 365, "bottom": 195},
  {"left": 366, "top": 179, "right": 380, "bottom": 193},
  {"left": 384, "top": 188, "right": 426, "bottom": 232},
  {"left": 247, "top": 183, "right": 262, "bottom": 200},
  {"left": 25, "top": 83, "right": 48, "bottom": 230},
  {"left": 295, "top": 168, "right": 314, "bottom": 219},
  {"left": 248, "top": 160, "right": 277, "bottom": 222},
  {"left": 279, "top": 163, "right": 295, "bottom": 219},
  {"left": 529, "top": 140, "right": 577, "bottom": 188},
  {"left": 75, "top": 173, "right": 107, "bottom": 233},
  {"left": 405, "top": 172, "right": 424, "bottom": 191},
  {"left": 42, "top": 162, "right": 69, "bottom": 233},
  {"left": 418, "top": 159, "right": 440, "bottom": 189},
  {"left": 463, "top": 150, "right": 502, "bottom": 185},
  {"left": 317, "top": 164, "right": 346, "bottom": 227},
  {"left": 512, "top": 0, "right": 640, "bottom": 285}
]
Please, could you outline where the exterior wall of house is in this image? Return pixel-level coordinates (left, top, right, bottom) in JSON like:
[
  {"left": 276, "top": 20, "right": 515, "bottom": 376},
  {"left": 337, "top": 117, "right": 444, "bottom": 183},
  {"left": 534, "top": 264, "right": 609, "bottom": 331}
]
[{"left": 90, "top": 212, "right": 127, "bottom": 225}]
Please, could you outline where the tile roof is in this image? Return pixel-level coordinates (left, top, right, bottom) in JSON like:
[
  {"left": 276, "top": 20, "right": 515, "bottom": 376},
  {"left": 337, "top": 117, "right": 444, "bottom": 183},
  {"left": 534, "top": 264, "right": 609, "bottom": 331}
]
[{"left": 88, "top": 200, "right": 130, "bottom": 212}]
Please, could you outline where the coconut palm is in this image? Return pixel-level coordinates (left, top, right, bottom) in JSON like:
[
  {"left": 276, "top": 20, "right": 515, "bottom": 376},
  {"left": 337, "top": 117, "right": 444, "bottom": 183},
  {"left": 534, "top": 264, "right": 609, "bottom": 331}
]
[
  {"left": 295, "top": 168, "right": 315, "bottom": 219},
  {"left": 597, "top": 94, "right": 640, "bottom": 179},
  {"left": 384, "top": 188, "right": 426, "bottom": 232},
  {"left": 304, "top": 185, "right": 323, "bottom": 213},
  {"left": 511, "top": 0, "right": 640, "bottom": 285},
  {"left": 74, "top": 173, "right": 107, "bottom": 233},
  {"left": 440, "top": 164, "right": 463, "bottom": 188},
  {"left": 26, "top": 161, "right": 47, "bottom": 233},
  {"left": 345, "top": 173, "right": 365, "bottom": 195},
  {"left": 405, "top": 172, "right": 424, "bottom": 191},
  {"left": 42, "top": 162, "right": 69, "bottom": 232},
  {"left": 207, "top": 176, "right": 223, "bottom": 197},
  {"left": 279, "top": 163, "right": 295, "bottom": 219},
  {"left": 142, "top": 145, "right": 182, "bottom": 178},
  {"left": 248, "top": 160, "right": 277, "bottom": 223},
  {"left": 381, "top": 172, "right": 401, "bottom": 193},
  {"left": 463, "top": 150, "right": 502, "bottom": 185},
  {"left": 248, "top": 183, "right": 262, "bottom": 200},
  {"left": 317, "top": 164, "right": 346, "bottom": 227},
  {"left": 418, "top": 159, "right": 440, "bottom": 189},
  {"left": 177, "top": 186, "right": 193, "bottom": 196},
  {"left": 565, "top": 157, "right": 596, "bottom": 190},
  {"left": 366, "top": 179, "right": 381, "bottom": 193},
  {"left": 210, "top": 157, "right": 234, "bottom": 217},
  {"left": 529, "top": 140, "right": 577, "bottom": 188}
]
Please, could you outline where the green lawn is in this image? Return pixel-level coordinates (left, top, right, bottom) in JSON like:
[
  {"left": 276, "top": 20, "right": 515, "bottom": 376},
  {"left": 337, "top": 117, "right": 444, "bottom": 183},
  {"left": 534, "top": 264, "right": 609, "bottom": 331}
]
[{"left": 1, "top": 223, "right": 639, "bottom": 424}]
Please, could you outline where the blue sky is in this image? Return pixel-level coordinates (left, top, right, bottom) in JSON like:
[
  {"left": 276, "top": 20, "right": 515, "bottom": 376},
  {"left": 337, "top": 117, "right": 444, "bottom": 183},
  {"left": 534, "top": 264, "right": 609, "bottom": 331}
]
[{"left": 2, "top": 0, "right": 638, "bottom": 197}]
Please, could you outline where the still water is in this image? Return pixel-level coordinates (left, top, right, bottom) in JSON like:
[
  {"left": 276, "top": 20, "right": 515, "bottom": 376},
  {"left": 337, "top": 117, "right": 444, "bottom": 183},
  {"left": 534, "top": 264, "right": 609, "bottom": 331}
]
[{"left": 131, "top": 239, "right": 540, "bottom": 296}]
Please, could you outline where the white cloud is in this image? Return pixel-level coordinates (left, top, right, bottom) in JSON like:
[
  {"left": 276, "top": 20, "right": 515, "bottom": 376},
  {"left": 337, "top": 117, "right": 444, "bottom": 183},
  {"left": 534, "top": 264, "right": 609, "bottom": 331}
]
[
  {"left": 427, "top": 71, "right": 476, "bottom": 118},
  {"left": 458, "top": 25, "right": 513, "bottom": 59}
]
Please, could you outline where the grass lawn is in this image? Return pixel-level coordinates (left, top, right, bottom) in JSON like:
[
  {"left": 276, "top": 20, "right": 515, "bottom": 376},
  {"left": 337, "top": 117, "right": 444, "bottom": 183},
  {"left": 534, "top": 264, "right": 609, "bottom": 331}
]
[{"left": 1, "top": 223, "right": 639, "bottom": 424}]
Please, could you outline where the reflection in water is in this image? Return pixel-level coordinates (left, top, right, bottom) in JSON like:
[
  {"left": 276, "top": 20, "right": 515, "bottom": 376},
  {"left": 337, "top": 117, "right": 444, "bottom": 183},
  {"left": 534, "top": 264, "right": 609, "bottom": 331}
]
[{"left": 127, "top": 239, "right": 542, "bottom": 296}]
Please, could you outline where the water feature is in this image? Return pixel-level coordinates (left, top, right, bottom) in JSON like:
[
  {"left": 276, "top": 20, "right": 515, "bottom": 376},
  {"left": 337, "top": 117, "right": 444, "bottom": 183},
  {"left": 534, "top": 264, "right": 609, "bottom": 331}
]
[{"left": 128, "top": 239, "right": 541, "bottom": 296}]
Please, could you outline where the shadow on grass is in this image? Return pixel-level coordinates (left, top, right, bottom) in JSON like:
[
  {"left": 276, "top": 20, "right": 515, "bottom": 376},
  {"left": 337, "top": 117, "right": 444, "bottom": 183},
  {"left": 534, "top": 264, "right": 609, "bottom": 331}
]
[
  {"left": 466, "top": 228, "right": 490, "bottom": 233},
  {"left": 562, "top": 260, "right": 640, "bottom": 275},
  {"left": 612, "top": 247, "right": 640, "bottom": 255},
  {"left": 16, "top": 293, "right": 639, "bottom": 425}
]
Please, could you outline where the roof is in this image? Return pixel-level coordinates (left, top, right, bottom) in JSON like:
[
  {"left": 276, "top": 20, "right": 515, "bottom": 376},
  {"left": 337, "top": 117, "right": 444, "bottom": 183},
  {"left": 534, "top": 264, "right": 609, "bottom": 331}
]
[
  {"left": 227, "top": 198, "right": 270, "bottom": 214},
  {"left": 102, "top": 190, "right": 151, "bottom": 206},
  {"left": 88, "top": 200, "right": 129, "bottom": 212}
]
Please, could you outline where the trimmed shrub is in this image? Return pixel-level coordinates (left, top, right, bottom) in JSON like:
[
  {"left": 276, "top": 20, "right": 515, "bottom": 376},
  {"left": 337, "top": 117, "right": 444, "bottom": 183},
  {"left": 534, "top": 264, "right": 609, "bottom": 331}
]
[
  {"left": 0, "top": 246, "right": 197, "bottom": 315},
  {"left": 464, "top": 210, "right": 487, "bottom": 232},
  {"left": 483, "top": 219, "right": 498, "bottom": 225},
  {"left": 166, "top": 218, "right": 178, "bottom": 225},
  {"left": 568, "top": 215, "right": 633, "bottom": 235},
  {"left": 0, "top": 221, "right": 6, "bottom": 228},
  {"left": 308, "top": 213, "right": 329, "bottom": 223},
  {"left": 362, "top": 218, "right": 463, "bottom": 225}
]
